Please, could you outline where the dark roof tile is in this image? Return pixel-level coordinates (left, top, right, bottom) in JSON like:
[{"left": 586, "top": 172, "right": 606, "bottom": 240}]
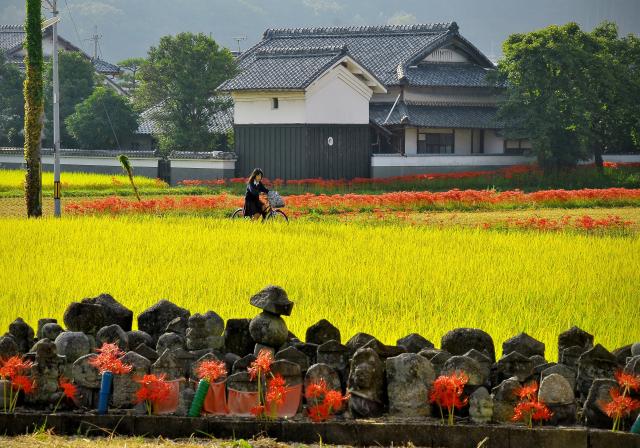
[{"left": 370, "top": 102, "right": 503, "bottom": 129}]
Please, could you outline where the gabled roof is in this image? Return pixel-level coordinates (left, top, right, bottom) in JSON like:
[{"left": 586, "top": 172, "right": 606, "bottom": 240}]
[
  {"left": 370, "top": 101, "right": 502, "bottom": 129},
  {"left": 228, "top": 22, "right": 496, "bottom": 89},
  {"left": 219, "top": 45, "right": 385, "bottom": 93},
  {"left": 0, "top": 24, "right": 120, "bottom": 75}
]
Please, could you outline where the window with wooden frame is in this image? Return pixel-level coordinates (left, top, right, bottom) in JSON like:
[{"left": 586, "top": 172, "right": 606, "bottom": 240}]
[
  {"left": 504, "top": 139, "right": 526, "bottom": 155},
  {"left": 417, "top": 129, "right": 455, "bottom": 154}
]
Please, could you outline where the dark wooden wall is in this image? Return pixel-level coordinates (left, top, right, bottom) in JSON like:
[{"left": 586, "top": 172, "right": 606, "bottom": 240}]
[{"left": 234, "top": 124, "right": 370, "bottom": 180}]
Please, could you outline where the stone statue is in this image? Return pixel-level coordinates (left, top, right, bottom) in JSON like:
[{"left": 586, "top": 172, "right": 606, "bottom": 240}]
[{"left": 347, "top": 348, "right": 385, "bottom": 417}]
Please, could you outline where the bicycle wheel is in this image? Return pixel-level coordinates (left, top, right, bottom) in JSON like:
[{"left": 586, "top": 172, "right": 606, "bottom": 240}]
[
  {"left": 231, "top": 208, "right": 244, "bottom": 219},
  {"left": 266, "top": 209, "right": 288, "bottom": 223}
]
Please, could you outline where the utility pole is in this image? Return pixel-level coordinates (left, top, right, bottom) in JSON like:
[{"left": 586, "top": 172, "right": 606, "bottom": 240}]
[
  {"left": 86, "top": 25, "right": 102, "bottom": 60},
  {"left": 43, "top": 0, "right": 61, "bottom": 217}
]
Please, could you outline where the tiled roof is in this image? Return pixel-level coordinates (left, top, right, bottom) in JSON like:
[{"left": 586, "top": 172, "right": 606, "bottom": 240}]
[
  {"left": 92, "top": 58, "right": 120, "bottom": 75},
  {"left": 0, "top": 25, "right": 25, "bottom": 52},
  {"left": 218, "top": 46, "right": 347, "bottom": 91},
  {"left": 232, "top": 23, "right": 456, "bottom": 88},
  {"left": 404, "top": 63, "right": 497, "bottom": 88},
  {"left": 370, "top": 102, "right": 503, "bottom": 129},
  {"left": 169, "top": 150, "right": 237, "bottom": 160},
  {"left": 136, "top": 100, "right": 234, "bottom": 135}
]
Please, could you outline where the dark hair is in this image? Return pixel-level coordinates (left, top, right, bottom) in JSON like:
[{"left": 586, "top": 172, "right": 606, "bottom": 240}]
[{"left": 248, "top": 168, "right": 264, "bottom": 183}]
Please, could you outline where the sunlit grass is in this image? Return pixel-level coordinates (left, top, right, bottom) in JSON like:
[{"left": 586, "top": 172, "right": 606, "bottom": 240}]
[
  {"left": 0, "top": 169, "right": 168, "bottom": 194},
  {"left": 1, "top": 216, "right": 638, "bottom": 361}
]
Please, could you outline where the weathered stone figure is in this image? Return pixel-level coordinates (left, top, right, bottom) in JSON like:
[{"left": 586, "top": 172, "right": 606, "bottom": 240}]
[{"left": 347, "top": 347, "right": 385, "bottom": 418}]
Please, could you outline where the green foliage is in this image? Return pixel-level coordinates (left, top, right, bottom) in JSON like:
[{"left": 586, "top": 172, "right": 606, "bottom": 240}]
[
  {"left": 65, "top": 87, "right": 138, "bottom": 149},
  {"left": 496, "top": 22, "right": 640, "bottom": 170},
  {"left": 0, "top": 51, "right": 25, "bottom": 146},
  {"left": 134, "top": 32, "right": 236, "bottom": 155},
  {"left": 43, "top": 51, "right": 95, "bottom": 147},
  {"left": 116, "top": 57, "right": 145, "bottom": 97},
  {"left": 23, "top": 0, "right": 44, "bottom": 217},
  {"left": 117, "top": 154, "right": 141, "bottom": 201}
]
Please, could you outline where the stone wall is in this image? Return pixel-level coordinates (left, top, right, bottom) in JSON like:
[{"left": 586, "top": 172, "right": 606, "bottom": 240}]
[{"left": 1, "top": 286, "right": 638, "bottom": 437}]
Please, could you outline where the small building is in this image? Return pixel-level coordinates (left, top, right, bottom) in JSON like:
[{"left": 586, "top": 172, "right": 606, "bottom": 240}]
[
  {"left": 219, "top": 22, "right": 534, "bottom": 179},
  {"left": 0, "top": 24, "right": 124, "bottom": 95}
]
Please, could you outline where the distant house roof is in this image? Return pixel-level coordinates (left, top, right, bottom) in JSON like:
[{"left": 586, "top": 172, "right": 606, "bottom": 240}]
[
  {"left": 225, "top": 22, "right": 496, "bottom": 90},
  {"left": 219, "top": 46, "right": 348, "bottom": 91},
  {"left": 0, "top": 24, "right": 120, "bottom": 75},
  {"left": 370, "top": 102, "right": 502, "bottom": 129},
  {"left": 136, "top": 100, "right": 234, "bottom": 136}
]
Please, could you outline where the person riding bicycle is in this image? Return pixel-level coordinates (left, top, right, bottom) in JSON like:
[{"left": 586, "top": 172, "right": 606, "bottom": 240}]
[{"left": 244, "top": 168, "right": 269, "bottom": 220}]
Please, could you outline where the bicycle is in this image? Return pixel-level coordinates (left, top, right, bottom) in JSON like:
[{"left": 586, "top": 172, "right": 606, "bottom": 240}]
[{"left": 231, "top": 192, "right": 288, "bottom": 223}]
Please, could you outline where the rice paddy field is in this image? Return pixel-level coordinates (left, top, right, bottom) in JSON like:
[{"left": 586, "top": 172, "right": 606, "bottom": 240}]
[{"left": 0, "top": 215, "right": 638, "bottom": 362}]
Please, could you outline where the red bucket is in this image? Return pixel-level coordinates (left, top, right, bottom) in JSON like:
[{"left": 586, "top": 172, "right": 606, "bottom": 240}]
[
  {"left": 153, "top": 379, "right": 181, "bottom": 415},
  {"left": 203, "top": 380, "right": 228, "bottom": 415},
  {"left": 227, "top": 388, "right": 260, "bottom": 417}
]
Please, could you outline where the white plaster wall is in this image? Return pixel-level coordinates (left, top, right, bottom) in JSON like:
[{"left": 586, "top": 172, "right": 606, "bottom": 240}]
[
  {"left": 484, "top": 130, "right": 504, "bottom": 154},
  {"left": 454, "top": 129, "right": 472, "bottom": 154},
  {"left": 305, "top": 67, "right": 371, "bottom": 124},
  {"left": 233, "top": 93, "right": 306, "bottom": 124},
  {"left": 405, "top": 128, "right": 417, "bottom": 155},
  {"left": 371, "top": 154, "right": 536, "bottom": 168},
  {"left": 423, "top": 48, "right": 470, "bottom": 63}
]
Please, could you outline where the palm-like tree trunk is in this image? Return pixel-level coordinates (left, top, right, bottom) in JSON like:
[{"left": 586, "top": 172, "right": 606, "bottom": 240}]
[{"left": 23, "top": 0, "right": 44, "bottom": 217}]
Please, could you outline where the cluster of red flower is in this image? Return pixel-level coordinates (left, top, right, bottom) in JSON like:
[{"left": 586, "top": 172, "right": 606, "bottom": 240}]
[
  {"left": 195, "top": 360, "right": 227, "bottom": 383},
  {"left": 511, "top": 381, "right": 553, "bottom": 428},
  {"left": 0, "top": 355, "right": 35, "bottom": 413},
  {"left": 304, "top": 378, "right": 349, "bottom": 422},
  {"left": 247, "top": 349, "right": 287, "bottom": 419},
  {"left": 428, "top": 372, "right": 469, "bottom": 426},
  {"left": 135, "top": 373, "right": 172, "bottom": 415},
  {"left": 485, "top": 214, "right": 635, "bottom": 232},
  {"left": 599, "top": 370, "right": 640, "bottom": 432},
  {"left": 88, "top": 342, "right": 133, "bottom": 375},
  {"left": 65, "top": 187, "right": 640, "bottom": 216}
]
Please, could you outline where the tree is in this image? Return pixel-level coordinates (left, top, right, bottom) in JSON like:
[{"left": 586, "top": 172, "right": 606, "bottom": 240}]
[
  {"left": 23, "top": 0, "right": 44, "bottom": 217},
  {"left": 0, "top": 50, "right": 24, "bottom": 146},
  {"left": 135, "top": 32, "right": 236, "bottom": 155},
  {"left": 495, "top": 23, "right": 599, "bottom": 169},
  {"left": 44, "top": 51, "right": 95, "bottom": 147},
  {"left": 496, "top": 22, "right": 640, "bottom": 170},
  {"left": 65, "top": 87, "right": 138, "bottom": 149},
  {"left": 586, "top": 22, "right": 640, "bottom": 170},
  {"left": 116, "top": 57, "right": 145, "bottom": 96}
]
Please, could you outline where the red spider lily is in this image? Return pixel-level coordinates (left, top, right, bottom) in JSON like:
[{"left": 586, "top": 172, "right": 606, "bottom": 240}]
[
  {"left": 599, "top": 384, "right": 640, "bottom": 431},
  {"left": 515, "top": 381, "right": 539, "bottom": 401},
  {"left": 11, "top": 375, "right": 35, "bottom": 395},
  {"left": 89, "top": 343, "right": 133, "bottom": 375},
  {"left": 324, "top": 390, "right": 348, "bottom": 413},
  {"left": 308, "top": 402, "right": 331, "bottom": 422},
  {"left": 248, "top": 349, "right": 273, "bottom": 381},
  {"left": 429, "top": 372, "right": 469, "bottom": 426},
  {"left": 0, "top": 356, "right": 33, "bottom": 380},
  {"left": 615, "top": 370, "right": 640, "bottom": 395},
  {"left": 266, "top": 374, "right": 287, "bottom": 408},
  {"left": 135, "top": 374, "right": 172, "bottom": 415},
  {"left": 59, "top": 377, "right": 78, "bottom": 400},
  {"left": 305, "top": 379, "right": 328, "bottom": 400},
  {"left": 512, "top": 399, "right": 553, "bottom": 428},
  {"left": 195, "top": 360, "right": 227, "bottom": 383},
  {"left": 53, "top": 377, "right": 78, "bottom": 413},
  {"left": 250, "top": 404, "right": 265, "bottom": 417}
]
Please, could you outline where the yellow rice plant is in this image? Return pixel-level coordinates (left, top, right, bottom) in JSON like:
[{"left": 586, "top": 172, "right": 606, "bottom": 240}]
[
  {"left": 0, "top": 169, "right": 167, "bottom": 192},
  {"left": 0, "top": 216, "right": 638, "bottom": 361}
]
